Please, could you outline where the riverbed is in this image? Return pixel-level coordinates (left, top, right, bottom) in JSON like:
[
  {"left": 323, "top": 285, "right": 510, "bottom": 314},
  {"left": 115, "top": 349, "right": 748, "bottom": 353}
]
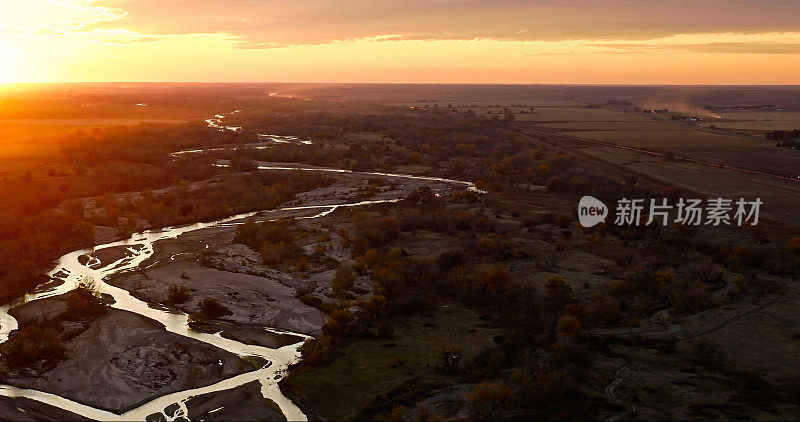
[{"left": 0, "top": 160, "right": 479, "bottom": 420}]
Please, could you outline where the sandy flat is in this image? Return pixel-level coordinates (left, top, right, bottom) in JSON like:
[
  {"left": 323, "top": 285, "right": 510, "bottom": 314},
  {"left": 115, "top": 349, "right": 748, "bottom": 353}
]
[{"left": 5, "top": 308, "right": 254, "bottom": 413}]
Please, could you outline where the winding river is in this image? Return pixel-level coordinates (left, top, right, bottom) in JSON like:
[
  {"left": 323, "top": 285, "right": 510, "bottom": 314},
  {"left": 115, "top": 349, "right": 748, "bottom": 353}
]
[{"left": 0, "top": 163, "right": 479, "bottom": 421}]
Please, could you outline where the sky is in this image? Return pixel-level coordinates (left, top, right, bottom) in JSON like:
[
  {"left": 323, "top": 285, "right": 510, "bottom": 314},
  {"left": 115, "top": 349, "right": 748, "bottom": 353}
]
[{"left": 1, "top": 0, "right": 800, "bottom": 84}]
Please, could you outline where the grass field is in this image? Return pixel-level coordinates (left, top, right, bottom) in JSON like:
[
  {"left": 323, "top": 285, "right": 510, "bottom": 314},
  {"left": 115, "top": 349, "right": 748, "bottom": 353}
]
[{"left": 285, "top": 302, "right": 501, "bottom": 420}]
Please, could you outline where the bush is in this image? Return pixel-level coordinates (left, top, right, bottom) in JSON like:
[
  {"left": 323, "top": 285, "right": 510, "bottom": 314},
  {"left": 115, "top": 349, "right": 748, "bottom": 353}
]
[
  {"left": 332, "top": 265, "right": 357, "bottom": 294},
  {"left": 199, "top": 297, "right": 232, "bottom": 319},
  {"left": 555, "top": 314, "right": 581, "bottom": 339},
  {"left": 688, "top": 260, "right": 725, "bottom": 286},
  {"left": 437, "top": 249, "right": 466, "bottom": 272},
  {"left": 544, "top": 276, "right": 572, "bottom": 312},
  {"left": 468, "top": 382, "right": 513, "bottom": 420},
  {"left": 478, "top": 265, "right": 511, "bottom": 297},
  {"left": 436, "top": 344, "right": 463, "bottom": 372},
  {"left": 589, "top": 297, "right": 621, "bottom": 325},
  {"left": 298, "top": 335, "right": 335, "bottom": 367},
  {"left": 2, "top": 325, "right": 65, "bottom": 368},
  {"left": 322, "top": 308, "right": 359, "bottom": 336},
  {"left": 63, "top": 281, "right": 107, "bottom": 321},
  {"left": 788, "top": 238, "right": 800, "bottom": 255},
  {"left": 166, "top": 284, "right": 191, "bottom": 304},
  {"left": 551, "top": 337, "right": 593, "bottom": 379}
]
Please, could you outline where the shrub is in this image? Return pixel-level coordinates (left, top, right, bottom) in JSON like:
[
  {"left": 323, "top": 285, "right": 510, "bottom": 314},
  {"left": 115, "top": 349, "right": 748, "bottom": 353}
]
[
  {"left": 436, "top": 344, "right": 463, "bottom": 372},
  {"left": 294, "top": 256, "right": 307, "bottom": 271},
  {"left": 589, "top": 297, "right": 621, "bottom": 325},
  {"left": 468, "top": 382, "right": 513, "bottom": 420},
  {"left": 788, "top": 238, "right": 800, "bottom": 255},
  {"left": 688, "top": 260, "right": 725, "bottom": 286},
  {"left": 363, "top": 249, "right": 380, "bottom": 266},
  {"left": 437, "top": 249, "right": 466, "bottom": 272},
  {"left": 479, "top": 265, "right": 511, "bottom": 297},
  {"left": 199, "top": 297, "right": 232, "bottom": 319},
  {"left": 555, "top": 314, "right": 581, "bottom": 339},
  {"left": 2, "top": 325, "right": 65, "bottom": 368},
  {"left": 63, "top": 281, "right": 106, "bottom": 321},
  {"left": 332, "top": 265, "right": 356, "bottom": 294},
  {"left": 322, "top": 308, "right": 356, "bottom": 336},
  {"left": 744, "top": 275, "right": 782, "bottom": 296},
  {"left": 533, "top": 370, "right": 579, "bottom": 404},
  {"left": 544, "top": 276, "right": 572, "bottom": 312},
  {"left": 551, "top": 338, "right": 593, "bottom": 379},
  {"left": 298, "top": 335, "right": 335, "bottom": 367},
  {"left": 166, "top": 284, "right": 191, "bottom": 304}
]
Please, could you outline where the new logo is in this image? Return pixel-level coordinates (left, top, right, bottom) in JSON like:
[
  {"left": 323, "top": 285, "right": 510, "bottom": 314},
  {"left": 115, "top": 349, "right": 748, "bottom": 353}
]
[{"left": 578, "top": 196, "right": 607, "bottom": 227}]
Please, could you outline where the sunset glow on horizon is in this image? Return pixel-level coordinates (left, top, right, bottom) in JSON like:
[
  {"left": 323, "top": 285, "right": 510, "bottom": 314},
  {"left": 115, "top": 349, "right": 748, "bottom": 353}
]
[{"left": 2, "top": 0, "right": 800, "bottom": 84}]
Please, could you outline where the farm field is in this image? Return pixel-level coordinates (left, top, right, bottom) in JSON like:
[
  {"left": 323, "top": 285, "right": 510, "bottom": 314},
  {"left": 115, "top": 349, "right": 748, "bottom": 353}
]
[
  {"left": 718, "top": 111, "right": 800, "bottom": 121},
  {"left": 537, "top": 120, "right": 687, "bottom": 131},
  {"left": 512, "top": 106, "right": 649, "bottom": 122},
  {"left": 404, "top": 99, "right": 582, "bottom": 108},
  {"left": 702, "top": 111, "right": 800, "bottom": 130},
  {"left": 562, "top": 129, "right": 758, "bottom": 148},
  {"left": 575, "top": 146, "right": 800, "bottom": 226}
]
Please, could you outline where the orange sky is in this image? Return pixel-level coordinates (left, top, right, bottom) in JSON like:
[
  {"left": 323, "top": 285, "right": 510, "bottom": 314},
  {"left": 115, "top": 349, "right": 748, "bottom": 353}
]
[{"left": 1, "top": 0, "right": 800, "bottom": 84}]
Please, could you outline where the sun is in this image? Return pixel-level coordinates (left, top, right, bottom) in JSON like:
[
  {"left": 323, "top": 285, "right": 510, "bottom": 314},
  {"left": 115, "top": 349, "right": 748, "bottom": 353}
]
[{"left": 0, "top": 45, "right": 21, "bottom": 83}]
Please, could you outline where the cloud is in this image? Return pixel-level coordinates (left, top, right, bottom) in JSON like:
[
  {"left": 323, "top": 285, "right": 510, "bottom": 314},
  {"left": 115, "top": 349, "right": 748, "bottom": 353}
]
[
  {"left": 593, "top": 42, "right": 800, "bottom": 55},
  {"left": 90, "top": 0, "right": 800, "bottom": 46},
  {"left": 0, "top": 0, "right": 125, "bottom": 34}
]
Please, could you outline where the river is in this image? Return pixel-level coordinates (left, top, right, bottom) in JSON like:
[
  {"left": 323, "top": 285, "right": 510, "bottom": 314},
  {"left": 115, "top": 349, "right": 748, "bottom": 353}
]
[{"left": 0, "top": 162, "right": 479, "bottom": 421}]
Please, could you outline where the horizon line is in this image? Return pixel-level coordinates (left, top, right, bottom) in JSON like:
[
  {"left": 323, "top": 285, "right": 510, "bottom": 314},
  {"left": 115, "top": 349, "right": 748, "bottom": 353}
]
[{"left": 3, "top": 81, "right": 800, "bottom": 87}]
